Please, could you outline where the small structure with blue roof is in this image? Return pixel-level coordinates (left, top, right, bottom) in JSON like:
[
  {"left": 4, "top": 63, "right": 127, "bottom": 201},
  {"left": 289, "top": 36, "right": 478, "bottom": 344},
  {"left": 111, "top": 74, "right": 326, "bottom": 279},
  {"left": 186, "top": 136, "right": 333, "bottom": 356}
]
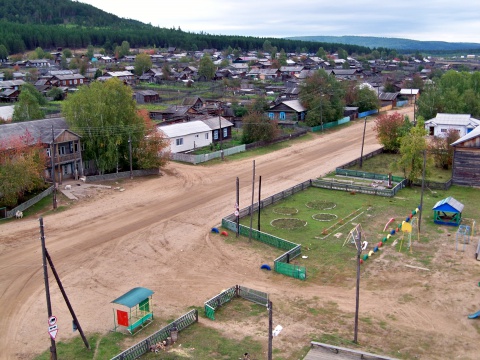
[
  {"left": 432, "top": 196, "right": 464, "bottom": 226},
  {"left": 112, "top": 287, "right": 154, "bottom": 334}
]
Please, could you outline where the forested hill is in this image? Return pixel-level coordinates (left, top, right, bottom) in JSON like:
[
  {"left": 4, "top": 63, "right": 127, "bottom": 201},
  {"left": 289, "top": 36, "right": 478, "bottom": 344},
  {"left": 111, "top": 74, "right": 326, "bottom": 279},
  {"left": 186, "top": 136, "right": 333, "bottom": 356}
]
[
  {"left": 0, "top": 0, "right": 145, "bottom": 27},
  {"left": 286, "top": 35, "right": 480, "bottom": 52},
  {"left": 0, "top": 0, "right": 374, "bottom": 55}
]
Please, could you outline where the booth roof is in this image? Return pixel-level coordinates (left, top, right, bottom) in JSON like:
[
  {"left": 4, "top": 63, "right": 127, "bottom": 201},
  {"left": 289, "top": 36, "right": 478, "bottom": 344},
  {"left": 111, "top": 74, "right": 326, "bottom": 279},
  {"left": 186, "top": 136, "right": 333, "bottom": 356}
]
[
  {"left": 432, "top": 196, "right": 464, "bottom": 213},
  {"left": 111, "top": 287, "right": 154, "bottom": 308}
]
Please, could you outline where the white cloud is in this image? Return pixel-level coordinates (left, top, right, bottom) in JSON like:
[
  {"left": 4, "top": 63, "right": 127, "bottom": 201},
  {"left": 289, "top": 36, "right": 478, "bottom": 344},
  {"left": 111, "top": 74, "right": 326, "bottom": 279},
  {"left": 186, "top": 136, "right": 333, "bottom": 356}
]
[{"left": 79, "top": 0, "right": 480, "bottom": 43}]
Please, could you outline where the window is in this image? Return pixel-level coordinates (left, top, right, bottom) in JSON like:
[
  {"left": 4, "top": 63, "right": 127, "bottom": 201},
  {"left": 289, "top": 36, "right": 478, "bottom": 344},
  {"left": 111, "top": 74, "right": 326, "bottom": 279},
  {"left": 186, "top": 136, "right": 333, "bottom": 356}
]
[
  {"left": 441, "top": 129, "right": 447, "bottom": 133},
  {"left": 205, "top": 133, "right": 209, "bottom": 140},
  {"left": 46, "top": 148, "right": 51, "bottom": 157},
  {"left": 223, "top": 128, "right": 228, "bottom": 138},
  {"left": 268, "top": 113, "right": 274, "bottom": 119},
  {"left": 176, "top": 138, "right": 183, "bottom": 146},
  {"left": 59, "top": 146, "right": 66, "bottom": 155},
  {"left": 280, "top": 112, "right": 286, "bottom": 120},
  {"left": 69, "top": 142, "right": 73, "bottom": 153},
  {"left": 74, "top": 143, "right": 79, "bottom": 152},
  {"left": 213, "top": 130, "right": 219, "bottom": 140}
]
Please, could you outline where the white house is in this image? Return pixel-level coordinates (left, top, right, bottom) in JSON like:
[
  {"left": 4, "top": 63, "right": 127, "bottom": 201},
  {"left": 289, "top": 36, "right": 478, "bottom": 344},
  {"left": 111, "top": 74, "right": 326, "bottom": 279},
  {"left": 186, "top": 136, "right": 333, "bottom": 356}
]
[
  {"left": 424, "top": 113, "right": 480, "bottom": 137},
  {"left": 157, "top": 121, "right": 212, "bottom": 153}
]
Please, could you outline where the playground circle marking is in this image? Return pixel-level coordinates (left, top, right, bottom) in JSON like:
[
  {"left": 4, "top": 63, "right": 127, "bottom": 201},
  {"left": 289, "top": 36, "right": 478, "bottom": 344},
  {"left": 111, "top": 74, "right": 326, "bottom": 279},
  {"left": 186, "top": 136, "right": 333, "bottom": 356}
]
[
  {"left": 312, "top": 213, "right": 338, "bottom": 221},
  {"left": 273, "top": 207, "right": 299, "bottom": 216},
  {"left": 305, "top": 200, "right": 337, "bottom": 210},
  {"left": 270, "top": 218, "right": 307, "bottom": 230}
]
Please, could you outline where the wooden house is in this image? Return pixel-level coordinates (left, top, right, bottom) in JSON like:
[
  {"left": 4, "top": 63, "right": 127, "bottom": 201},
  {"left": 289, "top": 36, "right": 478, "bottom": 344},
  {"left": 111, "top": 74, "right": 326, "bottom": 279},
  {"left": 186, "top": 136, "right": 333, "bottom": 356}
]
[
  {"left": 451, "top": 124, "right": 480, "bottom": 187},
  {"left": 134, "top": 90, "right": 160, "bottom": 104},
  {"left": 197, "top": 115, "right": 234, "bottom": 142},
  {"left": 0, "top": 117, "right": 83, "bottom": 182},
  {"left": 267, "top": 99, "right": 306, "bottom": 122}
]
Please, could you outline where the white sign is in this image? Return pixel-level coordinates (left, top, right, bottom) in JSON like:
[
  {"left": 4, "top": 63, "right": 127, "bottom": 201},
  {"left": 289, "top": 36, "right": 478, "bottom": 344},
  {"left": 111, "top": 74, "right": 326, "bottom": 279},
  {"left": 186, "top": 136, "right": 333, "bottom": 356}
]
[
  {"left": 48, "top": 316, "right": 58, "bottom": 340},
  {"left": 234, "top": 210, "right": 239, "bottom": 217},
  {"left": 48, "top": 324, "right": 58, "bottom": 340}
]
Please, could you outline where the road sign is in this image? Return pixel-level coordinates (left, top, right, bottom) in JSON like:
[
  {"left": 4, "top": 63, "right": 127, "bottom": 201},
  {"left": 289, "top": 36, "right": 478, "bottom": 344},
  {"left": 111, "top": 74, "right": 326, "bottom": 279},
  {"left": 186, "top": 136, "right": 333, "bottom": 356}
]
[
  {"left": 48, "top": 316, "right": 58, "bottom": 340},
  {"left": 48, "top": 315, "right": 57, "bottom": 326},
  {"left": 48, "top": 324, "right": 58, "bottom": 340}
]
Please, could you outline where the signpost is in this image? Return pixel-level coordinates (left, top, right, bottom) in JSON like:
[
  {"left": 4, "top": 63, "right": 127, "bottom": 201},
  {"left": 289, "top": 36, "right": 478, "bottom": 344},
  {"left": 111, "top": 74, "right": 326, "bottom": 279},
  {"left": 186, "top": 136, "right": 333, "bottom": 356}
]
[{"left": 48, "top": 316, "right": 58, "bottom": 340}]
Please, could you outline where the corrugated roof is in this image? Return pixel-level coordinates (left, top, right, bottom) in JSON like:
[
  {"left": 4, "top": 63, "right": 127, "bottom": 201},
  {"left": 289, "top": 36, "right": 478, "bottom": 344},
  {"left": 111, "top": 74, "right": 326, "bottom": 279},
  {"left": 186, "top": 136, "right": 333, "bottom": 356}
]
[
  {"left": 425, "top": 113, "right": 480, "bottom": 127},
  {"left": 432, "top": 196, "right": 464, "bottom": 212},
  {"left": 280, "top": 99, "right": 306, "bottom": 112},
  {"left": 201, "top": 116, "right": 234, "bottom": 130},
  {"left": 399, "top": 88, "right": 420, "bottom": 95},
  {"left": 0, "top": 117, "right": 74, "bottom": 145},
  {"left": 158, "top": 120, "right": 211, "bottom": 138},
  {"left": 451, "top": 124, "right": 480, "bottom": 145},
  {"left": 111, "top": 287, "right": 154, "bottom": 308}
]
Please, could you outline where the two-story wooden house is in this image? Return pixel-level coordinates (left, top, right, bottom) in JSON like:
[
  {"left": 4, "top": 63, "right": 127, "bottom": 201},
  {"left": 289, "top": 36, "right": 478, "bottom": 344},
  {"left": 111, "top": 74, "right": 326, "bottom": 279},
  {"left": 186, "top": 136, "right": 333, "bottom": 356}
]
[{"left": 0, "top": 117, "right": 83, "bottom": 183}]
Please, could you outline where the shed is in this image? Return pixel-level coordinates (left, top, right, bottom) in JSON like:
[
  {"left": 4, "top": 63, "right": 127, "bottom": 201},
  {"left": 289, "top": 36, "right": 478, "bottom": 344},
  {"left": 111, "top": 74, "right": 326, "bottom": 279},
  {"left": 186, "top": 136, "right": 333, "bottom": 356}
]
[
  {"left": 112, "top": 287, "right": 154, "bottom": 334},
  {"left": 432, "top": 196, "right": 464, "bottom": 226}
]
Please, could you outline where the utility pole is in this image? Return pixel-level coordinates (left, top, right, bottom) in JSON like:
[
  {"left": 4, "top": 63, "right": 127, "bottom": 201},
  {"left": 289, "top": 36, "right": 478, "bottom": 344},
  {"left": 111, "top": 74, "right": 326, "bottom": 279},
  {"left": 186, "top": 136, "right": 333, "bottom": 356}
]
[
  {"left": 359, "top": 117, "right": 367, "bottom": 169},
  {"left": 249, "top": 160, "right": 255, "bottom": 242},
  {"left": 128, "top": 134, "right": 133, "bottom": 180},
  {"left": 46, "top": 249, "right": 90, "bottom": 350},
  {"left": 268, "top": 300, "right": 273, "bottom": 360},
  {"left": 39, "top": 218, "right": 57, "bottom": 360},
  {"left": 353, "top": 229, "right": 362, "bottom": 344},
  {"left": 218, "top": 106, "right": 224, "bottom": 160},
  {"left": 236, "top": 177, "right": 240, "bottom": 238},
  {"left": 257, "top": 176, "right": 262, "bottom": 231},
  {"left": 419, "top": 150, "right": 426, "bottom": 232},
  {"left": 50, "top": 126, "right": 57, "bottom": 209}
]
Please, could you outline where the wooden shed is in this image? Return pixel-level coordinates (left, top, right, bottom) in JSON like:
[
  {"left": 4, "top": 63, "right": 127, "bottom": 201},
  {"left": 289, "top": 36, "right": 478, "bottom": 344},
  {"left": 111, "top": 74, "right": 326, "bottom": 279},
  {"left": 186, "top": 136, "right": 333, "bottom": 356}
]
[
  {"left": 451, "top": 124, "right": 480, "bottom": 187},
  {"left": 432, "top": 196, "right": 464, "bottom": 226}
]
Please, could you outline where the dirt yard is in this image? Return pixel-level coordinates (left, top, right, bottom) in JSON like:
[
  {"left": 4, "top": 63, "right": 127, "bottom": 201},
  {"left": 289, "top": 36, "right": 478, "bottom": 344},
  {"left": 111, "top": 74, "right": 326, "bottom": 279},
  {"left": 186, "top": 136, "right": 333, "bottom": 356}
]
[{"left": 1, "top": 106, "right": 479, "bottom": 360}]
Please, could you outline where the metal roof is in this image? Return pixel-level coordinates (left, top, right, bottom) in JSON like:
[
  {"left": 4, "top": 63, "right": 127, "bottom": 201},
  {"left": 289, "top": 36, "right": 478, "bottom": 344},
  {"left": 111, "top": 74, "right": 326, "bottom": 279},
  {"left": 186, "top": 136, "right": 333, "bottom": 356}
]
[
  {"left": 279, "top": 99, "right": 306, "bottom": 112},
  {"left": 111, "top": 287, "right": 154, "bottom": 308},
  {"left": 399, "top": 88, "right": 420, "bottom": 95},
  {"left": 425, "top": 113, "right": 480, "bottom": 127},
  {"left": 432, "top": 196, "right": 464, "bottom": 213},
  {"left": 0, "top": 117, "right": 75, "bottom": 145},
  {"left": 158, "top": 120, "right": 211, "bottom": 138},
  {"left": 451, "top": 124, "right": 480, "bottom": 145},
  {"left": 201, "top": 116, "right": 234, "bottom": 130}
]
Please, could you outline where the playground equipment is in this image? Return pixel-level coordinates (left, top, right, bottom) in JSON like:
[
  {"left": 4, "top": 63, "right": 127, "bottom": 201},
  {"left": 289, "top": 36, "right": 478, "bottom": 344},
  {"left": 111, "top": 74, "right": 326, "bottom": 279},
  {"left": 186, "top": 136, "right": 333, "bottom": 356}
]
[
  {"left": 432, "top": 197, "right": 464, "bottom": 226},
  {"left": 360, "top": 205, "right": 421, "bottom": 264},
  {"left": 343, "top": 224, "right": 366, "bottom": 248},
  {"left": 468, "top": 310, "right": 480, "bottom": 319},
  {"left": 455, "top": 224, "right": 471, "bottom": 252},
  {"left": 112, "top": 287, "right": 154, "bottom": 334}
]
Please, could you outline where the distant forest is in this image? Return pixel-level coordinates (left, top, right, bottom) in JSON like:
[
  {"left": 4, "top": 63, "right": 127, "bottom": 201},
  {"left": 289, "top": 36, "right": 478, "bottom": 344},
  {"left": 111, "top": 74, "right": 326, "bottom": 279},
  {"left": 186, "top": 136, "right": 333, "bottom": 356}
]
[{"left": 0, "top": 0, "right": 375, "bottom": 55}]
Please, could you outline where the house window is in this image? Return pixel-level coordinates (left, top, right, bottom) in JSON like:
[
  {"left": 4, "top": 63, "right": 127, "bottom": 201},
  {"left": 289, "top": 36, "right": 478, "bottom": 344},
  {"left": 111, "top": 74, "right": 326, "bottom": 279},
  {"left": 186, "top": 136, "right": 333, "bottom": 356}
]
[
  {"left": 74, "top": 143, "right": 79, "bottom": 152},
  {"left": 223, "top": 128, "right": 228, "bottom": 138},
  {"left": 69, "top": 142, "right": 73, "bottom": 152},
  {"left": 46, "top": 148, "right": 51, "bottom": 157},
  {"left": 59, "top": 146, "right": 66, "bottom": 155},
  {"left": 214, "top": 130, "right": 219, "bottom": 140},
  {"left": 441, "top": 129, "right": 447, "bottom": 133},
  {"left": 176, "top": 138, "right": 183, "bottom": 146},
  {"left": 205, "top": 133, "right": 209, "bottom": 140},
  {"left": 268, "top": 113, "right": 274, "bottom": 119},
  {"left": 280, "top": 112, "right": 286, "bottom": 120}
]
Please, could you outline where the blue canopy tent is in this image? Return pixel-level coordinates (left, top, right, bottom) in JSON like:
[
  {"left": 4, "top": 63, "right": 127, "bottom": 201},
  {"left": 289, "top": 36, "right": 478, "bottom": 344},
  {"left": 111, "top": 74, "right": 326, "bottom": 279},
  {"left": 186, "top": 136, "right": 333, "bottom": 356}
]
[
  {"left": 432, "top": 197, "right": 464, "bottom": 226},
  {"left": 112, "top": 287, "right": 154, "bottom": 334}
]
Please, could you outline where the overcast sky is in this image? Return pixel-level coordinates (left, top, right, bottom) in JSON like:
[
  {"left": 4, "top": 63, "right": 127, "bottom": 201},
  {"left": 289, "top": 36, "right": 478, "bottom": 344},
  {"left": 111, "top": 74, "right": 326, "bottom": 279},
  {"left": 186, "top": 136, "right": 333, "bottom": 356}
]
[{"left": 79, "top": 0, "right": 480, "bottom": 44}]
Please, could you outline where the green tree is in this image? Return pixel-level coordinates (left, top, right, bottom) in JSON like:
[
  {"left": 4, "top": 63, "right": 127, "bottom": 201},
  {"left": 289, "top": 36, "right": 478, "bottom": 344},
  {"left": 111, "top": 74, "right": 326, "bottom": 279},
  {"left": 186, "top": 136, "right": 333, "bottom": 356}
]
[
  {"left": 12, "top": 83, "right": 46, "bottom": 122},
  {"left": 134, "top": 53, "right": 152, "bottom": 76},
  {"left": 299, "top": 69, "right": 345, "bottom": 127},
  {"left": 86, "top": 45, "right": 94, "bottom": 60},
  {"left": 62, "top": 48, "right": 72, "bottom": 58},
  {"left": 198, "top": 53, "right": 216, "bottom": 80},
  {"left": 348, "top": 85, "right": 380, "bottom": 112},
  {"left": 337, "top": 48, "right": 348, "bottom": 60},
  {"left": 47, "top": 87, "right": 64, "bottom": 101},
  {"left": 34, "top": 46, "right": 45, "bottom": 59},
  {"left": 316, "top": 47, "right": 326, "bottom": 59},
  {"left": 62, "top": 78, "right": 144, "bottom": 174},
  {"left": 0, "top": 44, "right": 8, "bottom": 61},
  {"left": 278, "top": 49, "right": 287, "bottom": 66},
  {"left": 394, "top": 118, "right": 429, "bottom": 181},
  {"left": 94, "top": 69, "right": 103, "bottom": 79},
  {"left": 241, "top": 111, "right": 279, "bottom": 144},
  {"left": 162, "top": 63, "right": 172, "bottom": 81},
  {"left": 428, "top": 129, "right": 460, "bottom": 170}
]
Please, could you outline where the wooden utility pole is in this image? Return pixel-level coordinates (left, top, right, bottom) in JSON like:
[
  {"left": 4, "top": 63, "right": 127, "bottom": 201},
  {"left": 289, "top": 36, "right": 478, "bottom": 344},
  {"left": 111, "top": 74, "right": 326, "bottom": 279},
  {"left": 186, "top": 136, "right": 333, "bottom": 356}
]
[
  {"left": 128, "top": 134, "right": 133, "bottom": 180},
  {"left": 45, "top": 249, "right": 90, "bottom": 350},
  {"left": 268, "top": 300, "right": 273, "bottom": 360},
  {"left": 257, "top": 176, "right": 262, "bottom": 231},
  {"left": 419, "top": 150, "right": 426, "bottom": 232},
  {"left": 249, "top": 160, "right": 255, "bottom": 241},
  {"left": 353, "top": 230, "right": 361, "bottom": 343},
  {"left": 218, "top": 107, "right": 224, "bottom": 160},
  {"left": 39, "top": 218, "right": 57, "bottom": 360},
  {"left": 236, "top": 177, "right": 240, "bottom": 238},
  {"left": 50, "top": 126, "right": 57, "bottom": 209},
  {"left": 359, "top": 117, "right": 367, "bottom": 168}
]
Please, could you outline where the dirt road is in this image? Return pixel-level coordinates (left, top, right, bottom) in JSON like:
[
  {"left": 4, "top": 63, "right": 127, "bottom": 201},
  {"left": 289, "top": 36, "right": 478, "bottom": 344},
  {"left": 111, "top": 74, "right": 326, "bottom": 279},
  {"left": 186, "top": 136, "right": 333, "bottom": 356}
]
[{"left": 10, "top": 105, "right": 477, "bottom": 360}]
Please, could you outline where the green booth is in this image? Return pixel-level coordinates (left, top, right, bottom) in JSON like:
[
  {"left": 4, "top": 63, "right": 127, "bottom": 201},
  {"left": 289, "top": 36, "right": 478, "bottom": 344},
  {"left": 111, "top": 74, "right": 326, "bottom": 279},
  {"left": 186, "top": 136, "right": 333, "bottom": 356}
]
[
  {"left": 112, "top": 287, "right": 154, "bottom": 334},
  {"left": 432, "top": 196, "right": 464, "bottom": 226}
]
